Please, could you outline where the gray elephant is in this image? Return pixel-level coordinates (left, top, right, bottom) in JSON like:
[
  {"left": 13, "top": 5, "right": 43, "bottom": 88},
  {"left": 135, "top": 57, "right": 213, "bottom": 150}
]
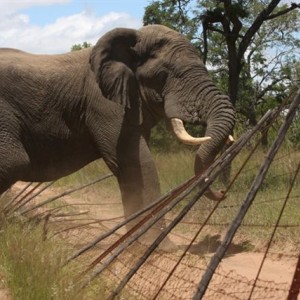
[{"left": 0, "top": 25, "right": 235, "bottom": 218}]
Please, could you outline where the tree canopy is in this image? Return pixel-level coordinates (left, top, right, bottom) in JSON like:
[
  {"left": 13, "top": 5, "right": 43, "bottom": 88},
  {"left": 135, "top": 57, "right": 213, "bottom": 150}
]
[
  {"left": 144, "top": 0, "right": 300, "bottom": 128},
  {"left": 71, "top": 41, "right": 92, "bottom": 52}
]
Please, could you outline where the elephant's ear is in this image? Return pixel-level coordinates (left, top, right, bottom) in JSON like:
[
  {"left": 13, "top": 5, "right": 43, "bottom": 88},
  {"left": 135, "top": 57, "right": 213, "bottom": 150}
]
[{"left": 90, "top": 28, "right": 139, "bottom": 110}]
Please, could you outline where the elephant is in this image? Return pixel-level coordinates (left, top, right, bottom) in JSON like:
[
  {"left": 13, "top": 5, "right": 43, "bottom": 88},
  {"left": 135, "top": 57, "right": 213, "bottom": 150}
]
[{"left": 0, "top": 25, "right": 235, "bottom": 220}]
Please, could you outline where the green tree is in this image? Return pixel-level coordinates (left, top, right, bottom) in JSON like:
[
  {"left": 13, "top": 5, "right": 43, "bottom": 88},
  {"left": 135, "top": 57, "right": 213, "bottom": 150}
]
[
  {"left": 198, "top": 1, "right": 300, "bottom": 108},
  {"left": 144, "top": 0, "right": 300, "bottom": 126},
  {"left": 71, "top": 41, "right": 92, "bottom": 52},
  {"left": 143, "top": 0, "right": 198, "bottom": 40}
]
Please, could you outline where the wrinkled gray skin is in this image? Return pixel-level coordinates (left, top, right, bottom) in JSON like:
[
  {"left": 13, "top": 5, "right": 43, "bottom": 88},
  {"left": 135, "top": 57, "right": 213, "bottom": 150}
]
[{"left": 0, "top": 25, "right": 235, "bottom": 218}]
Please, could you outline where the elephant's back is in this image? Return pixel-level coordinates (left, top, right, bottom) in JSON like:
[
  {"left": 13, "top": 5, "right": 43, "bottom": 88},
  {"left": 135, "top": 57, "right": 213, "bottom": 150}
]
[
  {"left": 0, "top": 47, "right": 92, "bottom": 71},
  {"left": 0, "top": 47, "right": 92, "bottom": 123},
  {"left": 0, "top": 48, "right": 36, "bottom": 68},
  {"left": 0, "top": 48, "right": 25, "bottom": 55},
  {"left": 0, "top": 48, "right": 57, "bottom": 75},
  {"left": 0, "top": 47, "right": 92, "bottom": 99}
]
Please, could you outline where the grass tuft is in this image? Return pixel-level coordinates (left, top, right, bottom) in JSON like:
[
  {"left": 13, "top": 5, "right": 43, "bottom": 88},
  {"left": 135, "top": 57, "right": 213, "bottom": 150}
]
[{"left": 0, "top": 217, "right": 71, "bottom": 299}]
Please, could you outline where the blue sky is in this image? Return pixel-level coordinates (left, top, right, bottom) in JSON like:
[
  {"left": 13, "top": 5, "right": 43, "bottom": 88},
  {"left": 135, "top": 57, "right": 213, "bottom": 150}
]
[
  {"left": 0, "top": 0, "right": 150, "bottom": 53},
  {"left": 23, "top": 1, "right": 148, "bottom": 26}
]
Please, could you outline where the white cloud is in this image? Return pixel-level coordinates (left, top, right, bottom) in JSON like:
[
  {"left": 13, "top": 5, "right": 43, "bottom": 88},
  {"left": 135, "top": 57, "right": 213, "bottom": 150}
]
[
  {"left": 0, "top": 2, "right": 142, "bottom": 54},
  {"left": 0, "top": 0, "right": 71, "bottom": 15}
]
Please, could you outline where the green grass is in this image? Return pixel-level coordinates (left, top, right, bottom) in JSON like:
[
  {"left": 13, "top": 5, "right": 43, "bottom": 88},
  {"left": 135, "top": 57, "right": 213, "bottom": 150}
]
[
  {"left": 207, "top": 147, "right": 299, "bottom": 247},
  {"left": 0, "top": 219, "right": 70, "bottom": 299},
  {"left": 54, "top": 160, "right": 116, "bottom": 188},
  {"left": 153, "top": 146, "right": 300, "bottom": 250},
  {"left": 56, "top": 146, "right": 299, "bottom": 250},
  {"left": 154, "top": 150, "right": 195, "bottom": 192},
  {"left": 0, "top": 211, "right": 109, "bottom": 300},
  {"left": 0, "top": 213, "right": 79, "bottom": 299}
]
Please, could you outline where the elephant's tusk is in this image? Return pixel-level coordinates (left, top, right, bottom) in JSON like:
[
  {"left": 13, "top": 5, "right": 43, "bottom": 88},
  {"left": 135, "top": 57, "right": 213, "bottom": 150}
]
[
  {"left": 226, "top": 135, "right": 235, "bottom": 144},
  {"left": 170, "top": 118, "right": 211, "bottom": 145}
]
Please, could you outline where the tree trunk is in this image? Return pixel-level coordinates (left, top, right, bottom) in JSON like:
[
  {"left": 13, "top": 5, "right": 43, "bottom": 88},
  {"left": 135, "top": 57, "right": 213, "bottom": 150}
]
[{"left": 227, "top": 41, "right": 242, "bottom": 107}]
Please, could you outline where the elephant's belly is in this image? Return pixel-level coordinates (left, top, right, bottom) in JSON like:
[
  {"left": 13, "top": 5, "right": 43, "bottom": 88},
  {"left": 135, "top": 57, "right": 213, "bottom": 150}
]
[{"left": 22, "top": 138, "right": 101, "bottom": 182}]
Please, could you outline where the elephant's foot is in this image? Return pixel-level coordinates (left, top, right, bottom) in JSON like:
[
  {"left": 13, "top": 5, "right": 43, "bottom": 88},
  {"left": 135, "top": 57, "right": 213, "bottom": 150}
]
[{"left": 204, "top": 188, "right": 226, "bottom": 201}]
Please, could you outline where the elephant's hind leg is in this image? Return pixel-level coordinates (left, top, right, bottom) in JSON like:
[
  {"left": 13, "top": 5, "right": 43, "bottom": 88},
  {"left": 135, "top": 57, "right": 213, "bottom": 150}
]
[
  {"left": 0, "top": 100, "right": 31, "bottom": 196},
  {"left": 0, "top": 133, "right": 30, "bottom": 196}
]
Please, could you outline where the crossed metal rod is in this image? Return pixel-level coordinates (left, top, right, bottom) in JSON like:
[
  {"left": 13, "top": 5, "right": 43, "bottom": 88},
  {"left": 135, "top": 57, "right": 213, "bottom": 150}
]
[
  {"left": 106, "top": 90, "right": 298, "bottom": 298},
  {"left": 20, "top": 174, "right": 113, "bottom": 215},
  {"left": 65, "top": 106, "right": 282, "bottom": 295},
  {"left": 107, "top": 107, "right": 284, "bottom": 300},
  {"left": 193, "top": 88, "right": 300, "bottom": 299}
]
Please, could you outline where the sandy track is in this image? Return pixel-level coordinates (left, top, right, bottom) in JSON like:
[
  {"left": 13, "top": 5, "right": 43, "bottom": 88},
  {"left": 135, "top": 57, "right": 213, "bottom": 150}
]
[{"left": 4, "top": 181, "right": 299, "bottom": 299}]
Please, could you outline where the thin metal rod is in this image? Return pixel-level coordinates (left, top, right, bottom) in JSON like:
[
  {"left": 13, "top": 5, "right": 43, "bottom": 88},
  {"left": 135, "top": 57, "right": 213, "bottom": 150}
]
[
  {"left": 2, "top": 182, "right": 33, "bottom": 208},
  {"left": 69, "top": 107, "right": 279, "bottom": 265},
  {"left": 81, "top": 126, "right": 260, "bottom": 286},
  {"left": 153, "top": 133, "right": 262, "bottom": 300},
  {"left": 67, "top": 175, "right": 199, "bottom": 263},
  {"left": 20, "top": 174, "right": 113, "bottom": 215},
  {"left": 108, "top": 107, "right": 282, "bottom": 299},
  {"left": 79, "top": 175, "right": 204, "bottom": 281},
  {"left": 248, "top": 161, "right": 300, "bottom": 299},
  {"left": 288, "top": 251, "right": 300, "bottom": 300},
  {"left": 5, "top": 182, "right": 43, "bottom": 213},
  {"left": 193, "top": 88, "right": 300, "bottom": 300},
  {"left": 76, "top": 107, "right": 279, "bottom": 293},
  {"left": 11, "top": 181, "right": 55, "bottom": 213}
]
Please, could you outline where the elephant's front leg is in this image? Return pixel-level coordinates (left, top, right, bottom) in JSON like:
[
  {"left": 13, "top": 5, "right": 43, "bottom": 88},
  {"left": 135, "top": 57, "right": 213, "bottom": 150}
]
[
  {"left": 87, "top": 103, "right": 161, "bottom": 236},
  {"left": 115, "top": 130, "right": 177, "bottom": 249},
  {"left": 115, "top": 130, "right": 160, "bottom": 218}
]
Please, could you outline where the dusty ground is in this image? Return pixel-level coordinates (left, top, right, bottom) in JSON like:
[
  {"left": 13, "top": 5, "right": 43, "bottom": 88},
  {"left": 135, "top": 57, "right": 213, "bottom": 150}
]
[
  {"left": 2, "top": 181, "right": 299, "bottom": 299},
  {"left": 0, "top": 290, "right": 10, "bottom": 300},
  {"left": 0, "top": 273, "right": 10, "bottom": 300},
  {"left": 102, "top": 232, "right": 296, "bottom": 299}
]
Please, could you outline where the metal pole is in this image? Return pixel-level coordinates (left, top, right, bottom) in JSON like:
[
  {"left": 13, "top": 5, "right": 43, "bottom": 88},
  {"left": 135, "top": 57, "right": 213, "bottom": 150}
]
[{"left": 193, "top": 88, "right": 300, "bottom": 299}]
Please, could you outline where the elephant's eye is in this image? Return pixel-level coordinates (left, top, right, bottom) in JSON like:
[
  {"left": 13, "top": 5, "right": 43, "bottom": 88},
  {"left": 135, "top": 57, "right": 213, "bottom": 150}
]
[{"left": 156, "top": 70, "right": 168, "bottom": 83}]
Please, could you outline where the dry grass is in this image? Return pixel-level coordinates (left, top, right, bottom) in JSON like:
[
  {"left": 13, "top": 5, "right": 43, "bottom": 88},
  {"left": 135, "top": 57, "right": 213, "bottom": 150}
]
[{"left": 0, "top": 144, "right": 299, "bottom": 299}]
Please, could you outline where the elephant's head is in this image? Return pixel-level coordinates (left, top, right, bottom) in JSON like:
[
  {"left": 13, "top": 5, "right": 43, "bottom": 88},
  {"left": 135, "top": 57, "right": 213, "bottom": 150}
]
[{"left": 90, "top": 25, "right": 235, "bottom": 200}]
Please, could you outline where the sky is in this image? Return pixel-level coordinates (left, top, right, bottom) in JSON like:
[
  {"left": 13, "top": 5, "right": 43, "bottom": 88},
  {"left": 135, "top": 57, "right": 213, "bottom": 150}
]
[{"left": 0, "top": 0, "right": 150, "bottom": 54}]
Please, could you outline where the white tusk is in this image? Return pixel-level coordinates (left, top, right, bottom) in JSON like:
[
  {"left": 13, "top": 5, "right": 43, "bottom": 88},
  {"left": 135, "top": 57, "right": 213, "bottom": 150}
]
[
  {"left": 170, "top": 118, "right": 211, "bottom": 145},
  {"left": 226, "top": 135, "right": 235, "bottom": 144}
]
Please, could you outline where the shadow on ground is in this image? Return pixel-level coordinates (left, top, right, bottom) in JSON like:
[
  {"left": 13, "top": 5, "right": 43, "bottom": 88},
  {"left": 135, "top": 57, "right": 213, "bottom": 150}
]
[{"left": 181, "top": 234, "right": 253, "bottom": 257}]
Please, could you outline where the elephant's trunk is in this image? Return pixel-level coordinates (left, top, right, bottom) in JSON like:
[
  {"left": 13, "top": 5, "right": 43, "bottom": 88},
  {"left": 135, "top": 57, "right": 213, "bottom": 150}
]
[
  {"left": 194, "top": 99, "right": 235, "bottom": 200},
  {"left": 163, "top": 64, "right": 235, "bottom": 200}
]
